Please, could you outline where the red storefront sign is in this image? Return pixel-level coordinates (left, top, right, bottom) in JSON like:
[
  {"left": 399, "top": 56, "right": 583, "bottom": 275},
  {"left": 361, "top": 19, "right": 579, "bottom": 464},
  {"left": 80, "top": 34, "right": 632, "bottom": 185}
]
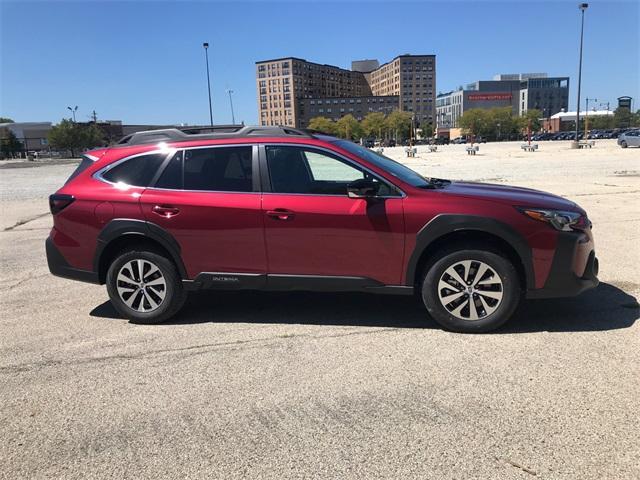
[{"left": 468, "top": 93, "right": 512, "bottom": 101}]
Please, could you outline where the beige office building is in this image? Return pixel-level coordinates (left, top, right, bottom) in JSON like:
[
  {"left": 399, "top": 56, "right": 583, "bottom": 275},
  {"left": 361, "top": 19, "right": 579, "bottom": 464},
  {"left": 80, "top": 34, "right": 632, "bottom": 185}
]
[{"left": 256, "top": 54, "right": 436, "bottom": 128}]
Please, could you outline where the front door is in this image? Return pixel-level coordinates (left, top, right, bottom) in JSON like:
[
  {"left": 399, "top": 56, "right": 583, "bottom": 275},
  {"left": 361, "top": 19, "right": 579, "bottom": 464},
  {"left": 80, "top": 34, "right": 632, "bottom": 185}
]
[
  {"left": 261, "top": 144, "right": 405, "bottom": 286},
  {"left": 139, "top": 145, "right": 267, "bottom": 279}
]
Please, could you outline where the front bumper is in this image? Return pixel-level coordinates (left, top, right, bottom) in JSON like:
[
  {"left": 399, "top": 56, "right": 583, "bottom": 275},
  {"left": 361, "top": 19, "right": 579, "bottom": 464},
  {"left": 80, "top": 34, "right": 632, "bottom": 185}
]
[
  {"left": 526, "top": 230, "right": 599, "bottom": 299},
  {"left": 46, "top": 237, "right": 99, "bottom": 284}
]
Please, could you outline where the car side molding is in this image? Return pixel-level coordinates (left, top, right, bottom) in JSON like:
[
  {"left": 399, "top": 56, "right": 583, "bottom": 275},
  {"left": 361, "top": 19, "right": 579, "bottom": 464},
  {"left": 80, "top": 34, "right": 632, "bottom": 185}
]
[{"left": 184, "top": 272, "right": 415, "bottom": 295}]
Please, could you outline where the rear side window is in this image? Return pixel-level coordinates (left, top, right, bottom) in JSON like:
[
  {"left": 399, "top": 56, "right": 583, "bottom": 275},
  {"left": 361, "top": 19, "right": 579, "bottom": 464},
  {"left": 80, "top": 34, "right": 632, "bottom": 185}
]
[
  {"left": 65, "top": 156, "right": 95, "bottom": 184},
  {"left": 102, "top": 153, "right": 167, "bottom": 187},
  {"left": 154, "top": 146, "right": 253, "bottom": 192}
]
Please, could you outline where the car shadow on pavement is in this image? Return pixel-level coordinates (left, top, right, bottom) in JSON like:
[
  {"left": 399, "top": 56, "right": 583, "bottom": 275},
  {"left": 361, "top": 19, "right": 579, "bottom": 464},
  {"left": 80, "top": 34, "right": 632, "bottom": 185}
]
[{"left": 90, "top": 282, "right": 638, "bottom": 333}]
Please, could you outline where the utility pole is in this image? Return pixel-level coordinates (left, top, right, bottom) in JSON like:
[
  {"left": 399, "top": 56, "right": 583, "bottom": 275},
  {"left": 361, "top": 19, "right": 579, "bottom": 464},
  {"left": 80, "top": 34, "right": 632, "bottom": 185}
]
[
  {"left": 574, "top": 3, "right": 589, "bottom": 147},
  {"left": 226, "top": 89, "right": 236, "bottom": 124},
  {"left": 91, "top": 110, "right": 98, "bottom": 122},
  {"left": 203, "top": 42, "right": 214, "bottom": 127}
]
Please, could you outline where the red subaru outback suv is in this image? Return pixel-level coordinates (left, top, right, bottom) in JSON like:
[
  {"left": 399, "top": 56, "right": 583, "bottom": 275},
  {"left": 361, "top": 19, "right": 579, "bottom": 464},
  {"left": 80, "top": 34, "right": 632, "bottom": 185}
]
[{"left": 46, "top": 126, "right": 598, "bottom": 332}]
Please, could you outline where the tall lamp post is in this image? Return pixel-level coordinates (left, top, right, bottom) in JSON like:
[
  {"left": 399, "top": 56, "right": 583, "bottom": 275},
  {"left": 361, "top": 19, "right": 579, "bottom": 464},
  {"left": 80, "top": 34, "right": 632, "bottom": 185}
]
[
  {"left": 574, "top": 3, "right": 588, "bottom": 147},
  {"left": 585, "top": 97, "right": 597, "bottom": 138},
  {"left": 226, "top": 89, "right": 236, "bottom": 125},
  {"left": 203, "top": 42, "right": 214, "bottom": 127},
  {"left": 67, "top": 106, "right": 78, "bottom": 122}
]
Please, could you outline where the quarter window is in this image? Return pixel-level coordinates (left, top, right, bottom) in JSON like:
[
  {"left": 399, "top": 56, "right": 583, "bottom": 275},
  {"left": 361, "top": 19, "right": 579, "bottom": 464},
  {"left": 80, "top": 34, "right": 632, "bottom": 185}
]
[{"left": 102, "top": 153, "right": 167, "bottom": 187}]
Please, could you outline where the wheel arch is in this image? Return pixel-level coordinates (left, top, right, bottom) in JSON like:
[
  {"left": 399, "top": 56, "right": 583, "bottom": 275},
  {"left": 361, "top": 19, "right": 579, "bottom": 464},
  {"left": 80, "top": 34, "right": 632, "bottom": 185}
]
[
  {"left": 94, "top": 219, "right": 187, "bottom": 284},
  {"left": 406, "top": 214, "right": 534, "bottom": 290}
]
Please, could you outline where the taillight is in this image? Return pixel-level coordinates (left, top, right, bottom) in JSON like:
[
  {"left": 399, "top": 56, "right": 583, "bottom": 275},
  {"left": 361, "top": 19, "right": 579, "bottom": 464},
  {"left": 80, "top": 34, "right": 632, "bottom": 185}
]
[{"left": 49, "top": 194, "right": 75, "bottom": 215}]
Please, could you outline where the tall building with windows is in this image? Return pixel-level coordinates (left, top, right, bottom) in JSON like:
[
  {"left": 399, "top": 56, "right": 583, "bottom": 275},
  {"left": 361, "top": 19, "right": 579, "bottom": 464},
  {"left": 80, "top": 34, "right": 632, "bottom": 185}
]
[
  {"left": 436, "top": 73, "right": 569, "bottom": 129},
  {"left": 256, "top": 54, "right": 436, "bottom": 129}
]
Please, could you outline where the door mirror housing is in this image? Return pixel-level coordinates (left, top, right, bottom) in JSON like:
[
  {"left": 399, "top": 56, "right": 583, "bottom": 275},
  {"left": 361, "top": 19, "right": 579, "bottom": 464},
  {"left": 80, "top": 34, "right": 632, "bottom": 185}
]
[{"left": 347, "top": 178, "right": 380, "bottom": 198}]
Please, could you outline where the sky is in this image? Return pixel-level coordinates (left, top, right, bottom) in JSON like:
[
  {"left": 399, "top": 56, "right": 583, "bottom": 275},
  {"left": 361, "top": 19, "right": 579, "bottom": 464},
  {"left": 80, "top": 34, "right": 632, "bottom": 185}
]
[{"left": 1, "top": 0, "right": 638, "bottom": 126}]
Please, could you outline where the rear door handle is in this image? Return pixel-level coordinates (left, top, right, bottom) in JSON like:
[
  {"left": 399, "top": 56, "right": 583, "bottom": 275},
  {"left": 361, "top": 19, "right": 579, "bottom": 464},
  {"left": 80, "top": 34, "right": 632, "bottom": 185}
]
[
  {"left": 152, "top": 205, "right": 180, "bottom": 218},
  {"left": 266, "top": 209, "right": 295, "bottom": 221}
]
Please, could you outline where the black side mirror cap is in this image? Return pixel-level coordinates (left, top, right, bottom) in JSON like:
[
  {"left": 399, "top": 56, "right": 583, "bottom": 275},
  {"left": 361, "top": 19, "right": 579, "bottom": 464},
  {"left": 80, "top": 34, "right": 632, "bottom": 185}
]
[{"left": 347, "top": 178, "right": 380, "bottom": 198}]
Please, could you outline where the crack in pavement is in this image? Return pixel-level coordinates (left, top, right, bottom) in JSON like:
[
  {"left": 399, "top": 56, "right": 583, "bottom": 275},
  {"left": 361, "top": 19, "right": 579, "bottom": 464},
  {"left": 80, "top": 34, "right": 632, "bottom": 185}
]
[
  {"left": 1, "top": 273, "right": 50, "bottom": 291},
  {"left": 0, "top": 327, "right": 401, "bottom": 374},
  {"left": 3, "top": 212, "right": 50, "bottom": 231}
]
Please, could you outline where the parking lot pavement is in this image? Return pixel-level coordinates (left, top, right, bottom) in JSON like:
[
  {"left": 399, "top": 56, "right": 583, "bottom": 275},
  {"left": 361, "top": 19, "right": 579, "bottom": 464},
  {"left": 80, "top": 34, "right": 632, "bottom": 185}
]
[{"left": 1, "top": 140, "right": 639, "bottom": 479}]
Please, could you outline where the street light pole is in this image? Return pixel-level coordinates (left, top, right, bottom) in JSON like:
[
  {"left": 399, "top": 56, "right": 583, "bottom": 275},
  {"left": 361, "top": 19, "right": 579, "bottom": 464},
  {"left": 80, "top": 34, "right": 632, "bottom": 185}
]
[
  {"left": 67, "top": 106, "right": 78, "bottom": 122},
  {"left": 585, "top": 97, "right": 597, "bottom": 138},
  {"left": 203, "top": 42, "right": 214, "bottom": 127},
  {"left": 574, "top": 3, "right": 588, "bottom": 147},
  {"left": 226, "top": 89, "right": 236, "bottom": 124}
]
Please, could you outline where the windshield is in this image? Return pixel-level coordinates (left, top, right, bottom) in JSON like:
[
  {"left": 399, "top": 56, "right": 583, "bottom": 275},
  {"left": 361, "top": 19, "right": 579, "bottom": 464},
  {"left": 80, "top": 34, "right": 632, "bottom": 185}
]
[{"left": 331, "top": 139, "right": 430, "bottom": 188}]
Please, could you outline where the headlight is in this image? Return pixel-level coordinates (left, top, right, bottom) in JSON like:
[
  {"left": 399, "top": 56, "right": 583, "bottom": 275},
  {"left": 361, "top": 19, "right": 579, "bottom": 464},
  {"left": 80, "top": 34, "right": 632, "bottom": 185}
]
[{"left": 519, "top": 208, "right": 588, "bottom": 231}]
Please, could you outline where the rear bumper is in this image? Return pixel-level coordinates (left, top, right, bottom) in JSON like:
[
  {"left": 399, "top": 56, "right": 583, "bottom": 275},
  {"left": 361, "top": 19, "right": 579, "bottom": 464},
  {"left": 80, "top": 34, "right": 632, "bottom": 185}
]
[
  {"left": 526, "top": 231, "right": 599, "bottom": 299},
  {"left": 46, "top": 236, "right": 100, "bottom": 284}
]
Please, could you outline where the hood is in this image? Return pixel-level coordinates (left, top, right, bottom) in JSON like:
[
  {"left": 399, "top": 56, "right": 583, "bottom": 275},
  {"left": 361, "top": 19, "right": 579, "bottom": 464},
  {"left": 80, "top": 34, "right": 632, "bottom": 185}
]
[{"left": 441, "top": 181, "right": 582, "bottom": 212}]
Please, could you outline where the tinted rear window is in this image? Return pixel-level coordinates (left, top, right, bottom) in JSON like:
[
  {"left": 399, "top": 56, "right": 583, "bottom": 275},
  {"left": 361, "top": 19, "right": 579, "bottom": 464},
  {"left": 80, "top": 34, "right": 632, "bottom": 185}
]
[
  {"left": 65, "top": 156, "right": 94, "bottom": 184},
  {"left": 154, "top": 147, "right": 253, "bottom": 192},
  {"left": 102, "top": 153, "right": 167, "bottom": 187}
]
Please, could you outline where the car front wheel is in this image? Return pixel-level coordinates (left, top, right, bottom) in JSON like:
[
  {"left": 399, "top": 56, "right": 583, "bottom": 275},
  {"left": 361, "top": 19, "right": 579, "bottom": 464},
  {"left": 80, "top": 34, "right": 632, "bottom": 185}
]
[
  {"left": 421, "top": 249, "right": 521, "bottom": 333},
  {"left": 106, "top": 250, "right": 187, "bottom": 324},
  {"left": 620, "top": 140, "right": 628, "bottom": 148}
]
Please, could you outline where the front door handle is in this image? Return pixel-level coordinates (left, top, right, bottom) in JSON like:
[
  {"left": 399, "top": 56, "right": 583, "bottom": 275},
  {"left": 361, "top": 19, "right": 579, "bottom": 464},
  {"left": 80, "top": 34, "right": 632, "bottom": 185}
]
[
  {"left": 266, "top": 209, "right": 295, "bottom": 221},
  {"left": 152, "top": 205, "right": 180, "bottom": 218}
]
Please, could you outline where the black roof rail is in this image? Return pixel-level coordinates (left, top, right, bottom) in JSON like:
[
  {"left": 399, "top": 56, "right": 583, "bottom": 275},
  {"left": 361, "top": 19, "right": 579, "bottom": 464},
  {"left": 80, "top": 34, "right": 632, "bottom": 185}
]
[{"left": 114, "top": 125, "right": 316, "bottom": 147}]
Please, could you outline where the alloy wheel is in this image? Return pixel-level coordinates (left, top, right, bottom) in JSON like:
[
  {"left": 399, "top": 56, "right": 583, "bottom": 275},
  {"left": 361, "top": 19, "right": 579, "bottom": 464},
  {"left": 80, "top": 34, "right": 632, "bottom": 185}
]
[
  {"left": 116, "top": 259, "right": 167, "bottom": 312},
  {"left": 437, "top": 260, "right": 504, "bottom": 321}
]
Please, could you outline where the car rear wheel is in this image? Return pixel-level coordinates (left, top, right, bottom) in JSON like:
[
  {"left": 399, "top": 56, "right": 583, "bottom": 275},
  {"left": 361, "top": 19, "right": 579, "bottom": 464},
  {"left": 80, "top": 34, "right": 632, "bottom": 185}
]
[
  {"left": 421, "top": 249, "right": 521, "bottom": 333},
  {"left": 106, "top": 250, "right": 187, "bottom": 324}
]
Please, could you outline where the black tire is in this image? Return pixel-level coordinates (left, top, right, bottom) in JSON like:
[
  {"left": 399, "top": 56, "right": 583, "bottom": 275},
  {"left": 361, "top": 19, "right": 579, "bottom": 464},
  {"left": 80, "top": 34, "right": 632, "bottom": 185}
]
[
  {"left": 421, "top": 248, "right": 521, "bottom": 333},
  {"left": 620, "top": 141, "right": 628, "bottom": 148},
  {"left": 106, "top": 249, "right": 187, "bottom": 324}
]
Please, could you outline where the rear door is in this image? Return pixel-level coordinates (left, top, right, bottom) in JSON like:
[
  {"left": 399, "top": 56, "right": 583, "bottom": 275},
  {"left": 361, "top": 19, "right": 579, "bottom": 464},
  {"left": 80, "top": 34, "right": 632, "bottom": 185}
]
[
  {"left": 260, "top": 144, "right": 405, "bottom": 286},
  {"left": 139, "top": 145, "right": 267, "bottom": 279}
]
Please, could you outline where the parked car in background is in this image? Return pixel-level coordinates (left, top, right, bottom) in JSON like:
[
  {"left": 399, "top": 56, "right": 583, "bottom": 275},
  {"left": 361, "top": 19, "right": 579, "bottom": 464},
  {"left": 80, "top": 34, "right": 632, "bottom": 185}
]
[
  {"left": 46, "top": 125, "right": 599, "bottom": 333},
  {"left": 617, "top": 129, "right": 640, "bottom": 148}
]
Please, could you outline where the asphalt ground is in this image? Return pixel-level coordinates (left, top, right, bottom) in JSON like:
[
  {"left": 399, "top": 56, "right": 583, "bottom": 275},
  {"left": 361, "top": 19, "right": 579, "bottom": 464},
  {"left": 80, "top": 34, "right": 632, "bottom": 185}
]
[{"left": 1, "top": 140, "right": 638, "bottom": 479}]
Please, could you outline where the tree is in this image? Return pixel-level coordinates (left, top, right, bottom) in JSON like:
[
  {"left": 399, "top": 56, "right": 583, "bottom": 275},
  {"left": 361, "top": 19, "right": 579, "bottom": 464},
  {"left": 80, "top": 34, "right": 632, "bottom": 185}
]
[
  {"left": 459, "top": 109, "right": 490, "bottom": 139},
  {"left": 48, "top": 119, "right": 104, "bottom": 157},
  {"left": 420, "top": 122, "right": 434, "bottom": 139},
  {"left": 614, "top": 107, "right": 634, "bottom": 128},
  {"left": 384, "top": 110, "right": 412, "bottom": 141},
  {"left": 307, "top": 116, "right": 336, "bottom": 135},
  {"left": 517, "top": 109, "right": 542, "bottom": 137},
  {"left": 487, "top": 107, "right": 516, "bottom": 140},
  {"left": 335, "top": 114, "right": 362, "bottom": 140},
  {"left": 587, "top": 114, "right": 615, "bottom": 130},
  {"left": 0, "top": 117, "right": 15, "bottom": 123},
  {"left": 361, "top": 112, "right": 386, "bottom": 139},
  {"left": 0, "top": 130, "right": 23, "bottom": 158}
]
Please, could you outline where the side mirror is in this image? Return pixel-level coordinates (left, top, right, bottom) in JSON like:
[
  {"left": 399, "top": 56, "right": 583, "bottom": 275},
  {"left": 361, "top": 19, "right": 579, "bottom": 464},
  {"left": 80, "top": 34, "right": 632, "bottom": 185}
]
[{"left": 347, "top": 178, "right": 380, "bottom": 198}]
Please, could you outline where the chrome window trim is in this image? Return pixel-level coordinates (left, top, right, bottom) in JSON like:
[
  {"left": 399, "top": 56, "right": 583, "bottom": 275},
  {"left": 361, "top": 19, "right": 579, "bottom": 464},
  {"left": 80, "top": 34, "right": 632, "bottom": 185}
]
[
  {"left": 93, "top": 149, "right": 176, "bottom": 187},
  {"left": 262, "top": 143, "right": 406, "bottom": 199},
  {"left": 94, "top": 142, "right": 406, "bottom": 199},
  {"left": 147, "top": 144, "right": 258, "bottom": 194}
]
